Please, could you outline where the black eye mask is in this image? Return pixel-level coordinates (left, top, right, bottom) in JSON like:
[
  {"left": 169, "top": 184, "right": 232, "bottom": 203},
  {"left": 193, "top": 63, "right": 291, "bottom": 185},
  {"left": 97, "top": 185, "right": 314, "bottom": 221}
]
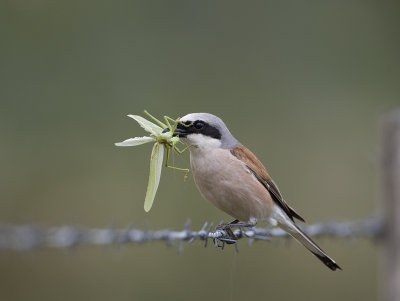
[{"left": 176, "top": 120, "right": 221, "bottom": 140}]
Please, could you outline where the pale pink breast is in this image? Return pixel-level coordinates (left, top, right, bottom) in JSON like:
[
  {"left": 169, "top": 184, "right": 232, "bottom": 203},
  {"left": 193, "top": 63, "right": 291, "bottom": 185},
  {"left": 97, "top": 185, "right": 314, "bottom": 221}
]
[{"left": 190, "top": 148, "right": 274, "bottom": 222}]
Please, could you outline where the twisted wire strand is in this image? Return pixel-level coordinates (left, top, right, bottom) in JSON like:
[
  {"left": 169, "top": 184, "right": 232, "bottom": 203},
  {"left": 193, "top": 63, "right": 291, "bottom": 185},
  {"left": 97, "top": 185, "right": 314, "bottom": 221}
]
[{"left": 0, "top": 218, "right": 382, "bottom": 251}]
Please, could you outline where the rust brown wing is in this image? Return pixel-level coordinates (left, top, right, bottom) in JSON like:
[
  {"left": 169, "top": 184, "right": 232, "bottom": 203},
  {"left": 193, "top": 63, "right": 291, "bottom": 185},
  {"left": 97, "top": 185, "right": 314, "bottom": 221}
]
[{"left": 231, "top": 145, "right": 305, "bottom": 222}]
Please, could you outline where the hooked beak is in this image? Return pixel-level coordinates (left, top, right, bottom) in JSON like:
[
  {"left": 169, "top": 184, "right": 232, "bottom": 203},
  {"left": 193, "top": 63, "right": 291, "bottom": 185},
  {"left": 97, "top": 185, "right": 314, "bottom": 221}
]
[{"left": 162, "top": 127, "right": 187, "bottom": 138}]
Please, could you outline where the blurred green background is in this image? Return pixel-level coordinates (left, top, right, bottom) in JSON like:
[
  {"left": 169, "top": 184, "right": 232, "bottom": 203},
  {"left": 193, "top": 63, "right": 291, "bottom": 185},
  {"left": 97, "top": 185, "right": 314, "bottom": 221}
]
[{"left": 1, "top": 1, "right": 399, "bottom": 300}]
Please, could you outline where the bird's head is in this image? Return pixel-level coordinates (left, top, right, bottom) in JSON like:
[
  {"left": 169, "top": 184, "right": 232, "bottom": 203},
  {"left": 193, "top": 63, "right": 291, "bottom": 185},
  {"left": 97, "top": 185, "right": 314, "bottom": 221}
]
[{"left": 163, "top": 113, "right": 240, "bottom": 150}]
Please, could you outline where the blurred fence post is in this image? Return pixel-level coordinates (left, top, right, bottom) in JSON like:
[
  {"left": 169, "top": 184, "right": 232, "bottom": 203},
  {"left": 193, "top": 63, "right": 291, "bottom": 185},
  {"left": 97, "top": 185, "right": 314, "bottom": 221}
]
[{"left": 382, "top": 109, "right": 400, "bottom": 301}]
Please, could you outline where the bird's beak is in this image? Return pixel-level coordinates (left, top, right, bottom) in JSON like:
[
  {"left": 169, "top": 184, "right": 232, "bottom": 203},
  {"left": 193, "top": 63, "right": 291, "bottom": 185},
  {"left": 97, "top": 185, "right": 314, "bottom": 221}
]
[{"left": 162, "top": 126, "right": 187, "bottom": 138}]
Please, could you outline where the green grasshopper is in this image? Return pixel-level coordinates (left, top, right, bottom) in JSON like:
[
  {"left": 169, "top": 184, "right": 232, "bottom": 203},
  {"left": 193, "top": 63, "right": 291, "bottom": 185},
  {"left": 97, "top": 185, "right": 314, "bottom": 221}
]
[
  {"left": 115, "top": 110, "right": 192, "bottom": 212},
  {"left": 143, "top": 110, "right": 193, "bottom": 173}
]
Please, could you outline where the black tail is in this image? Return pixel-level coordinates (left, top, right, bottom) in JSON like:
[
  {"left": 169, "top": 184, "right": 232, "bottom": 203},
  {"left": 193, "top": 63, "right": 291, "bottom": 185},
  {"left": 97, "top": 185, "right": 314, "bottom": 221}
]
[{"left": 281, "top": 223, "right": 342, "bottom": 271}]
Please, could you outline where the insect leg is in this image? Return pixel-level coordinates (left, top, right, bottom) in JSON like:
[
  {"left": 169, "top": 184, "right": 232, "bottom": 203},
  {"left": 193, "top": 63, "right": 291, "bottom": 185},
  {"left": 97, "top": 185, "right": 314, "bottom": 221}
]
[
  {"left": 144, "top": 110, "right": 167, "bottom": 128},
  {"left": 164, "top": 145, "right": 189, "bottom": 174},
  {"left": 173, "top": 144, "right": 195, "bottom": 154}
]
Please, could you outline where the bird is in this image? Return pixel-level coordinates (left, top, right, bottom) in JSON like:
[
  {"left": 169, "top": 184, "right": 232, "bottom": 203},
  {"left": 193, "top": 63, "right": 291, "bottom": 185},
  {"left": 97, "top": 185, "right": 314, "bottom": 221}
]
[{"left": 165, "top": 113, "right": 341, "bottom": 271}]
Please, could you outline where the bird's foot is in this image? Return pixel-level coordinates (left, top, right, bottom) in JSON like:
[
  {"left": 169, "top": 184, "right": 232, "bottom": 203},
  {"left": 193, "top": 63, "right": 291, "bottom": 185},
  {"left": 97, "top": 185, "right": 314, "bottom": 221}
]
[
  {"left": 229, "top": 219, "right": 257, "bottom": 229},
  {"left": 216, "top": 219, "right": 257, "bottom": 244},
  {"left": 216, "top": 222, "right": 238, "bottom": 244}
]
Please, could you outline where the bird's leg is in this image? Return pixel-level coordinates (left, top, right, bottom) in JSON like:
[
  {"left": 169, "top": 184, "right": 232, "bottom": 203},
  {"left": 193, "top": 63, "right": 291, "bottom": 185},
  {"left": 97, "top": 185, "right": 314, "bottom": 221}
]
[
  {"left": 222, "top": 219, "right": 257, "bottom": 229},
  {"left": 215, "top": 220, "right": 240, "bottom": 244},
  {"left": 230, "top": 219, "right": 257, "bottom": 228},
  {"left": 216, "top": 219, "right": 257, "bottom": 244}
]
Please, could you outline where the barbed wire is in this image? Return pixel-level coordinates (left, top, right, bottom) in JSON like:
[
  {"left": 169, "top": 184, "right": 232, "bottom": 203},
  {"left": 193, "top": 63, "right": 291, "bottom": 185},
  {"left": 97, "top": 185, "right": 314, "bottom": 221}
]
[{"left": 0, "top": 217, "right": 382, "bottom": 252}]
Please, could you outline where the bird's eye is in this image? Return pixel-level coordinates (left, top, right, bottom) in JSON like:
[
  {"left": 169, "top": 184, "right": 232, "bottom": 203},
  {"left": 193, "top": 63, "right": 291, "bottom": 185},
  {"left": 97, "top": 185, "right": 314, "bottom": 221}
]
[{"left": 194, "top": 121, "right": 205, "bottom": 130}]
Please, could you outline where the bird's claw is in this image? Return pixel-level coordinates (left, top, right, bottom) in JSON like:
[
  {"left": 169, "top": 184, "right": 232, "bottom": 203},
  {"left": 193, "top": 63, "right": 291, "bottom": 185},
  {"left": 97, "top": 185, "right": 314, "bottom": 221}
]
[{"left": 216, "top": 223, "right": 238, "bottom": 244}]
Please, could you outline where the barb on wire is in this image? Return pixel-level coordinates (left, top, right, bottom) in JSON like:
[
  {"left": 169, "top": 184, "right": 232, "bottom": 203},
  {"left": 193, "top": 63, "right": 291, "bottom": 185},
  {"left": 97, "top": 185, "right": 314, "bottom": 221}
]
[{"left": 0, "top": 218, "right": 383, "bottom": 251}]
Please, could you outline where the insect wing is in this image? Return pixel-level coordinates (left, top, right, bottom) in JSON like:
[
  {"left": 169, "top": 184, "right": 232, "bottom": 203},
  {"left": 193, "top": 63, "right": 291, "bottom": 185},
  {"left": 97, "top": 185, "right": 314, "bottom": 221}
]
[
  {"left": 128, "top": 115, "right": 163, "bottom": 136},
  {"left": 115, "top": 136, "right": 155, "bottom": 147},
  {"left": 144, "top": 143, "right": 164, "bottom": 212}
]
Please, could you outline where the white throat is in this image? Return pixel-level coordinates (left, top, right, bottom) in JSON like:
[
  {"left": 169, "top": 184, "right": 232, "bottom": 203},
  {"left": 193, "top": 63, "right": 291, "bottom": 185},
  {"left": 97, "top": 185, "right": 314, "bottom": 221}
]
[{"left": 185, "top": 134, "right": 221, "bottom": 151}]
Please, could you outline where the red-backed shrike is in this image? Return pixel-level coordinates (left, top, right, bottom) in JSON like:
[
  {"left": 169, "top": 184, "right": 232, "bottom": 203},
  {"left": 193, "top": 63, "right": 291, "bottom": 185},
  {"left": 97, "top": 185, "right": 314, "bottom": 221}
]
[{"left": 170, "top": 113, "right": 341, "bottom": 271}]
